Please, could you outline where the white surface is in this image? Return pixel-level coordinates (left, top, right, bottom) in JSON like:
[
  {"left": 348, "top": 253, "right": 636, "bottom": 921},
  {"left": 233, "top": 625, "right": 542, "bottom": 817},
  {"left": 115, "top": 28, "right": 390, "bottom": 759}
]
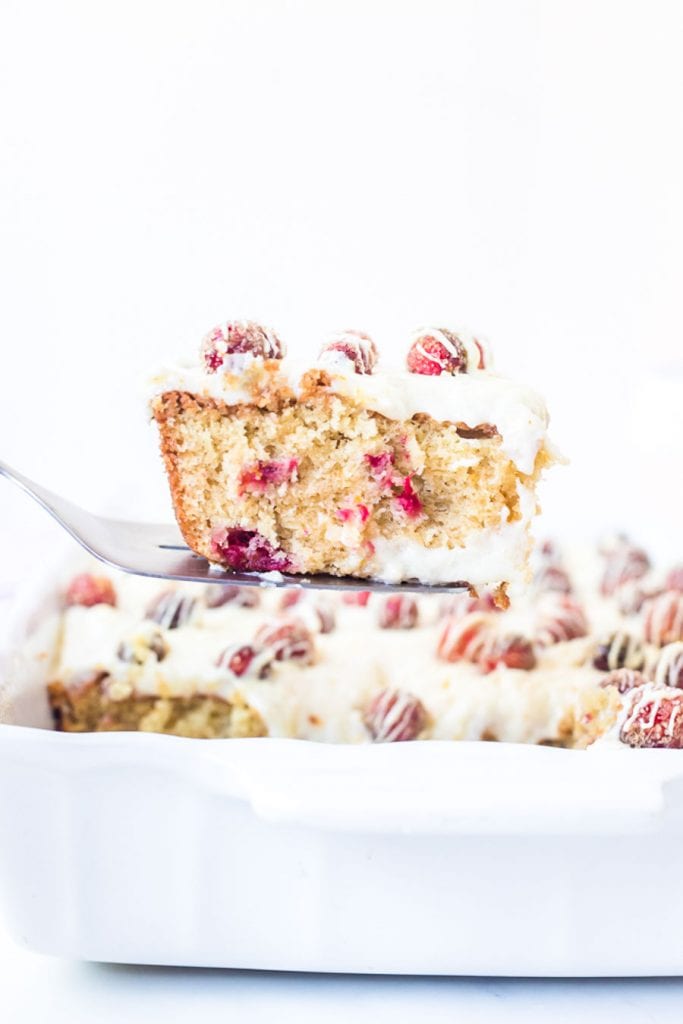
[{"left": 3, "top": 926, "right": 683, "bottom": 1024}]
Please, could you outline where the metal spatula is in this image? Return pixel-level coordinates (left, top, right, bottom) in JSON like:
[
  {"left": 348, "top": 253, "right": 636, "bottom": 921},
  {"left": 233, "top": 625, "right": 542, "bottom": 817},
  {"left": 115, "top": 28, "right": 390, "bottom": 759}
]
[{"left": 0, "top": 458, "right": 469, "bottom": 594}]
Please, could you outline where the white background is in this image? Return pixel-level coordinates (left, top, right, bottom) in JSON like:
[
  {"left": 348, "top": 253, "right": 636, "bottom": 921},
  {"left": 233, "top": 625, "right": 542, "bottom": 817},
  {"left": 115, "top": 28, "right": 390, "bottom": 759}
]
[{"left": 1, "top": 0, "right": 682, "bottom": 1017}]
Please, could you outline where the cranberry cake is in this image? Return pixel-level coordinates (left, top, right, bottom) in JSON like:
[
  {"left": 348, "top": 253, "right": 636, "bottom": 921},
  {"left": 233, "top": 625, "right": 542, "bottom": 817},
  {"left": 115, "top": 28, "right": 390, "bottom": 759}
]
[
  {"left": 149, "top": 322, "right": 554, "bottom": 589},
  {"left": 40, "top": 535, "right": 683, "bottom": 748}
]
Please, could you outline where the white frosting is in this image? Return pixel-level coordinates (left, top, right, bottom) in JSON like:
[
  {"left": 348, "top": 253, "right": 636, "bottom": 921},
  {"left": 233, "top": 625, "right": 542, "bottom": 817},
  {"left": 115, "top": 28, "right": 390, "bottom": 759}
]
[
  {"left": 372, "top": 508, "right": 529, "bottom": 588},
  {"left": 51, "top": 549, "right": 608, "bottom": 746},
  {"left": 149, "top": 358, "right": 550, "bottom": 475}
]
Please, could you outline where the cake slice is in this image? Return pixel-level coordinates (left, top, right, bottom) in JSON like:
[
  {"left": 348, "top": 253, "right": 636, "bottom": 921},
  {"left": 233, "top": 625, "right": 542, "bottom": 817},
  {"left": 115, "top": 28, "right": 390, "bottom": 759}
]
[{"left": 150, "top": 322, "right": 554, "bottom": 591}]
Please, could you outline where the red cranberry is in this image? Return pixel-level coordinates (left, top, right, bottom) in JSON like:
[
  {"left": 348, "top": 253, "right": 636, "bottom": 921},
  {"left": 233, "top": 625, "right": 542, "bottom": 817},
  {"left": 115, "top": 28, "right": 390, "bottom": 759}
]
[
  {"left": 395, "top": 474, "right": 423, "bottom": 518},
  {"left": 215, "top": 642, "right": 271, "bottom": 678},
  {"left": 600, "top": 544, "right": 650, "bottom": 596},
  {"left": 145, "top": 590, "right": 197, "bottom": 629},
  {"left": 643, "top": 591, "right": 683, "bottom": 646},
  {"left": 319, "top": 330, "right": 378, "bottom": 374},
  {"left": 337, "top": 503, "right": 370, "bottom": 524},
  {"left": 437, "top": 612, "right": 495, "bottom": 664},
  {"left": 279, "top": 590, "right": 303, "bottom": 611},
  {"left": 363, "top": 689, "right": 427, "bottom": 742},
  {"left": 406, "top": 328, "right": 472, "bottom": 376},
  {"left": 65, "top": 573, "right": 117, "bottom": 608},
  {"left": 485, "top": 635, "right": 537, "bottom": 673},
  {"left": 210, "top": 527, "right": 293, "bottom": 573},
  {"left": 378, "top": 594, "right": 418, "bottom": 629},
  {"left": 599, "top": 668, "right": 648, "bottom": 694},
  {"left": 254, "top": 617, "right": 316, "bottom": 664},
  {"left": 237, "top": 458, "right": 298, "bottom": 496},
  {"left": 204, "top": 585, "right": 260, "bottom": 609},
  {"left": 591, "top": 631, "right": 646, "bottom": 672},
  {"left": 619, "top": 685, "right": 683, "bottom": 748},
  {"left": 666, "top": 567, "right": 683, "bottom": 592},
  {"left": 343, "top": 591, "right": 371, "bottom": 607},
  {"left": 653, "top": 642, "right": 683, "bottom": 688},
  {"left": 200, "top": 320, "right": 284, "bottom": 372},
  {"left": 535, "top": 595, "right": 588, "bottom": 646}
]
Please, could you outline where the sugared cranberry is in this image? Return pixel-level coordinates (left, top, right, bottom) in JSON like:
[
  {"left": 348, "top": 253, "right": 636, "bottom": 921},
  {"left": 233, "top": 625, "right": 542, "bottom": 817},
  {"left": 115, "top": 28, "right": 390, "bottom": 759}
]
[
  {"left": 253, "top": 617, "right": 316, "bottom": 664},
  {"left": 279, "top": 590, "right": 303, "bottom": 611},
  {"left": 238, "top": 458, "right": 298, "bottom": 496},
  {"left": 666, "top": 567, "right": 683, "bottom": 592},
  {"left": 599, "top": 668, "right": 647, "bottom": 694},
  {"left": 395, "top": 474, "right": 423, "bottom": 518},
  {"left": 406, "top": 328, "right": 471, "bottom": 376},
  {"left": 200, "top": 320, "right": 284, "bottom": 372},
  {"left": 117, "top": 628, "right": 168, "bottom": 665},
  {"left": 363, "top": 688, "right": 427, "bottom": 742},
  {"left": 378, "top": 594, "right": 418, "bottom": 629},
  {"left": 145, "top": 590, "right": 196, "bottom": 629},
  {"left": 643, "top": 591, "right": 683, "bottom": 646},
  {"left": 535, "top": 594, "right": 588, "bottom": 646},
  {"left": 343, "top": 591, "right": 371, "bottom": 607},
  {"left": 318, "top": 330, "right": 378, "bottom": 374},
  {"left": 619, "top": 684, "right": 683, "bottom": 748},
  {"left": 534, "top": 564, "right": 573, "bottom": 595},
  {"left": 600, "top": 544, "right": 650, "bottom": 596},
  {"left": 485, "top": 635, "right": 537, "bottom": 672},
  {"left": 204, "top": 585, "right": 260, "bottom": 609},
  {"left": 591, "top": 631, "right": 646, "bottom": 672},
  {"left": 437, "top": 613, "right": 535, "bottom": 672},
  {"left": 653, "top": 642, "right": 683, "bottom": 689},
  {"left": 65, "top": 573, "right": 117, "bottom": 609},
  {"left": 210, "top": 527, "right": 293, "bottom": 573},
  {"left": 215, "top": 642, "right": 271, "bottom": 678}
]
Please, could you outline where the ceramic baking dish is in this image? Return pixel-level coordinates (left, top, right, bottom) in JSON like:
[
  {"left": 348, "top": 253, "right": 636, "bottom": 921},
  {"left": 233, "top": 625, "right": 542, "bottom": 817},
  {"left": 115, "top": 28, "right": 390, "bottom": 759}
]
[{"left": 2, "top": 559, "right": 683, "bottom": 976}]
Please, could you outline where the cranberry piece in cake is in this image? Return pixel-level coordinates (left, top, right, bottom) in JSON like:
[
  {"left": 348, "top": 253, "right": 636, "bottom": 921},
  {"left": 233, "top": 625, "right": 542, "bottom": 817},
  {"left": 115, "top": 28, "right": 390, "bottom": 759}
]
[
  {"left": 145, "top": 590, "right": 197, "bottom": 630},
  {"left": 215, "top": 642, "right": 272, "bottom": 679},
  {"left": 210, "top": 527, "right": 294, "bottom": 573},
  {"left": 599, "top": 668, "right": 647, "bottom": 694},
  {"left": 65, "top": 573, "right": 117, "bottom": 608},
  {"left": 204, "top": 584, "right": 260, "bottom": 609},
  {"left": 319, "top": 330, "right": 378, "bottom": 374},
  {"left": 653, "top": 642, "right": 683, "bottom": 689},
  {"left": 253, "top": 617, "right": 316, "bottom": 664},
  {"left": 643, "top": 591, "right": 683, "bottom": 646},
  {"left": 395, "top": 474, "right": 423, "bottom": 519},
  {"left": 591, "top": 631, "right": 646, "bottom": 672},
  {"left": 200, "top": 320, "right": 284, "bottom": 372},
  {"left": 238, "top": 458, "right": 299, "bottom": 497},
  {"left": 363, "top": 688, "right": 427, "bottom": 742},
  {"left": 600, "top": 543, "right": 650, "bottom": 596},
  {"left": 619, "top": 685, "right": 683, "bottom": 748},
  {"left": 535, "top": 594, "right": 588, "bottom": 646},
  {"left": 378, "top": 595, "right": 419, "bottom": 629},
  {"left": 365, "top": 451, "right": 395, "bottom": 489}
]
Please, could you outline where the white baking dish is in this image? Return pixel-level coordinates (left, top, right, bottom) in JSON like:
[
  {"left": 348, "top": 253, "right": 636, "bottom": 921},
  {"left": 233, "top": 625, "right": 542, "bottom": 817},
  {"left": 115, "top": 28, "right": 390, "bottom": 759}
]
[{"left": 2, "top": 559, "right": 683, "bottom": 976}]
